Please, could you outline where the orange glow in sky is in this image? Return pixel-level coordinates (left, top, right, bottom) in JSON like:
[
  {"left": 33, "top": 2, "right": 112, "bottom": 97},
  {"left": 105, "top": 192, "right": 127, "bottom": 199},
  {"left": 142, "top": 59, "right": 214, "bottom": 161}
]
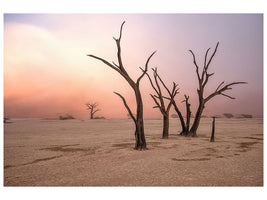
[{"left": 4, "top": 14, "right": 263, "bottom": 118}]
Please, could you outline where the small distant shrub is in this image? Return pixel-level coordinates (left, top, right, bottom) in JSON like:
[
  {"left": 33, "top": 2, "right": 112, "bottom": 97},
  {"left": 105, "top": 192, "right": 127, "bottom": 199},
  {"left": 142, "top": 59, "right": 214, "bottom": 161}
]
[
  {"left": 201, "top": 115, "right": 208, "bottom": 118},
  {"left": 236, "top": 114, "right": 253, "bottom": 118},
  {"left": 223, "top": 113, "right": 234, "bottom": 118},
  {"left": 242, "top": 114, "right": 252, "bottom": 118},
  {"left": 4, "top": 117, "right": 10, "bottom": 123},
  {"left": 59, "top": 114, "right": 75, "bottom": 120},
  {"left": 94, "top": 116, "right": 106, "bottom": 119}
]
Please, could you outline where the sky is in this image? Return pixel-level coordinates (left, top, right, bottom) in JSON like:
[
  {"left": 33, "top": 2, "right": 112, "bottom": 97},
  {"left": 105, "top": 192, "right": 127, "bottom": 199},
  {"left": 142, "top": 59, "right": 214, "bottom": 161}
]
[{"left": 3, "top": 14, "right": 263, "bottom": 119}]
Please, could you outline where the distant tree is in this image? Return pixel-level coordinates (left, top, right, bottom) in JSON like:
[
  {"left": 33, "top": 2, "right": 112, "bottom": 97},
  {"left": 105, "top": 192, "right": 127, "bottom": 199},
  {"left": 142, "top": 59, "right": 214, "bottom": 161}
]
[
  {"left": 85, "top": 102, "right": 100, "bottom": 119},
  {"left": 223, "top": 113, "right": 234, "bottom": 118},
  {"left": 88, "top": 21, "right": 156, "bottom": 150},
  {"left": 188, "top": 42, "right": 247, "bottom": 137},
  {"left": 241, "top": 114, "right": 253, "bottom": 118},
  {"left": 143, "top": 67, "right": 179, "bottom": 138}
]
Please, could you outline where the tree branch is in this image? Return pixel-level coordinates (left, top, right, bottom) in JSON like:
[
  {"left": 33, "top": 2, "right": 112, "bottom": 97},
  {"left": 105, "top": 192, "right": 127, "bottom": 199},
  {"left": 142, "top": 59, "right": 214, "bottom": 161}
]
[
  {"left": 152, "top": 67, "right": 175, "bottom": 97},
  {"left": 150, "top": 94, "right": 165, "bottom": 114},
  {"left": 114, "top": 92, "right": 136, "bottom": 123},
  {"left": 200, "top": 43, "right": 219, "bottom": 86},
  {"left": 216, "top": 81, "right": 225, "bottom": 92},
  {"left": 140, "top": 66, "right": 159, "bottom": 96},
  {"left": 152, "top": 68, "right": 165, "bottom": 109},
  {"left": 88, "top": 55, "right": 121, "bottom": 74},
  {"left": 118, "top": 21, "right": 125, "bottom": 41},
  {"left": 162, "top": 96, "right": 171, "bottom": 100},
  {"left": 205, "top": 42, "right": 219, "bottom": 70},
  {"left": 221, "top": 93, "right": 236, "bottom": 99},
  {"left": 189, "top": 50, "right": 201, "bottom": 82},
  {"left": 204, "top": 48, "right": 210, "bottom": 68},
  {"left": 202, "top": 72, "right": 214, "bottom": 88},
  {"left": 153, "top": 95, "right": 160, "bottom": 99},
  {"left": 113, "top": 21, "right": 127, "bottom": 75},
  {"left": 92, "top": 109, "right": 101, "bottom": 114},
  {"left": 88, "top": 54, "right": 135, "bottom": 88},
  {"left": 204, "top": 81, "right": 247, "bottom": 103},
  {"left": 112, "top": 61, "right": 120, "bottom": 68},
  {"left": 137, "top": 51, "right": 156, "bottom": 85}
]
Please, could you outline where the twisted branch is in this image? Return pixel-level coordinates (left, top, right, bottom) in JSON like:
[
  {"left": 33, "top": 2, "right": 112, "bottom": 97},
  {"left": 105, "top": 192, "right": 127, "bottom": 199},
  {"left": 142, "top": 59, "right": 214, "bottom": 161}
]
[
  {"left": 137, "top": 51, "right": 156, "bottom": 85},
  {"left": 205, "top": 81, "right": 247, "bottom": 103},
  {"left": 189, "top": 50, "right": 201, "bottom": 82},
  {"left": 114, "top": 92, "right": 136, "bottom": 123}
]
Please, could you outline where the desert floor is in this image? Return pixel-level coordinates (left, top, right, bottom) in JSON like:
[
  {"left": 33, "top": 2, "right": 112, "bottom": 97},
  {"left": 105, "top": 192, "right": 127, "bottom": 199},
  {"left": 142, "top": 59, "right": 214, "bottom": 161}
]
[{"left": 4, "top": 118, "right": 263, "bottom": 186}]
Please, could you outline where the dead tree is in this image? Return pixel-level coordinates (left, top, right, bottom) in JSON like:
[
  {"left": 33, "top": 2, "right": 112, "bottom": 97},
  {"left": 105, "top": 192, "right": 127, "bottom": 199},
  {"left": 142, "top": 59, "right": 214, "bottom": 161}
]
[
  {"left": 188, "top": 42, "right": 247, "bottom": 137},
  {"left": 87, "top": 21, "right": 156, "bottom": 150},
  {"left": 171, "top": 98, "right": 187, "bottom": 135},
  {"left": 210, "top": 117, "right": 215, "bottom": 142},
  {"left": 143, "top": 67, "right": 179, "bottom": 139},
  {"left": 85, "top": 102, "right": 100, "bottom": 119},
  {"left": 181, "top": 95, "right": 191, "bottom": 136}
]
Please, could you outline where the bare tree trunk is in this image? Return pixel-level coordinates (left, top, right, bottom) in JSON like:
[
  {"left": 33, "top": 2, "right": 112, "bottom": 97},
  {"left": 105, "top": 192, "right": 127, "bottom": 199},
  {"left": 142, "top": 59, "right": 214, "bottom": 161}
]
[
  {"left": 162, "top": 114, "right": 169, "bottom": 139},
  {"left": 134, "top": 87, "right": 146, "bottom": 149},
  {"left": 210, "top": 117, "right": 215, "bottom": 142},
  {"left": 189, "top": 103, "right": 204, "bottom": 137},
  {"left": 184, "top": 95, "right": 191, "bottom": 136}
]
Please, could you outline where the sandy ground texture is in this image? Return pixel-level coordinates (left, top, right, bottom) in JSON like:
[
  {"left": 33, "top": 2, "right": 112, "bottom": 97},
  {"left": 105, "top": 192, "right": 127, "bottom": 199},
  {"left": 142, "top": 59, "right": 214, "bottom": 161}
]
[{"left": 4, "top": 118, "right": 263, "bottom": 186}]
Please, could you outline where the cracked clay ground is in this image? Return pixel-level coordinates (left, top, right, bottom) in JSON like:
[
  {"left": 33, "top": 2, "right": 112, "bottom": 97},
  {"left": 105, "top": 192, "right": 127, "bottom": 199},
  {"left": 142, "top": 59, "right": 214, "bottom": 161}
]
[{"left": 4, "top": 118, "right": 263, "bottom": 186}]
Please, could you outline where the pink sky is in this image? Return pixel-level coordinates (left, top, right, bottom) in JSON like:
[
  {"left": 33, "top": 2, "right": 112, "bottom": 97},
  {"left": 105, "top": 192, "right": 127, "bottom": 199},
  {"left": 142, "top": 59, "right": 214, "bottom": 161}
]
[{"left": 4, "top": 14, "right": 263, "bottom": 118}]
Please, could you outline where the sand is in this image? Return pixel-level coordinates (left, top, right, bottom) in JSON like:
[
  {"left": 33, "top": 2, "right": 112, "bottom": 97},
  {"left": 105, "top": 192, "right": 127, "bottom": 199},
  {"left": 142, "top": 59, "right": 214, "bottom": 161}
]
[{"left": 4, "top": 118, "right": 263, "bottom": 186}]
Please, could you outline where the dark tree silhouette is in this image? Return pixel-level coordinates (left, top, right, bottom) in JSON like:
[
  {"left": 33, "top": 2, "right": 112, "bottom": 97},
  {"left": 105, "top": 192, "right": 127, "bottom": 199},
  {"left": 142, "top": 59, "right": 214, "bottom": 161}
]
[
  {"left": 210, "top": 117, "right": 216, "bottom": 142},
  {"left": 87, "top": 21, "right": 156, "bottom": 150},
  {"left": 143, "top": 67, "right": 179, "bottom": 139},
  {"left": 181, "top": 95, "right": 191, "bottom": 136},
  {"left": 171, "top": 97, "right": 187, "bottom": 135},
  {"left": 188, "top": 42, "right": 247, "bottom": 137},
  {"left": 85, "top": 102, "right": 100, "bottom": 119}
]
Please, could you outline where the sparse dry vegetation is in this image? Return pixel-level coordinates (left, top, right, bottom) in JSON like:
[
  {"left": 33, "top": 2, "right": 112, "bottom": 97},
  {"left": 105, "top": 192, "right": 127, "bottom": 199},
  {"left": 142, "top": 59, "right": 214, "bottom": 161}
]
[
  {"left": 238, "top": 114, "right": 253, "bottom": 118},
  {"left": 59, "top": 114, "right": 75, "bottom": 120},
  {"left": 223, "top": 113, "right": 234, "bottom": 118}
]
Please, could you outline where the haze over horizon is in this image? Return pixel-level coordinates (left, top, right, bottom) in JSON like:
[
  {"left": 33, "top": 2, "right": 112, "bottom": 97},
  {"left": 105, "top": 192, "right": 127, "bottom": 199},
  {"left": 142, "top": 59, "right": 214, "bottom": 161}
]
[{"left": 3, "top": 14, "right": 263, "bottom": 119}]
